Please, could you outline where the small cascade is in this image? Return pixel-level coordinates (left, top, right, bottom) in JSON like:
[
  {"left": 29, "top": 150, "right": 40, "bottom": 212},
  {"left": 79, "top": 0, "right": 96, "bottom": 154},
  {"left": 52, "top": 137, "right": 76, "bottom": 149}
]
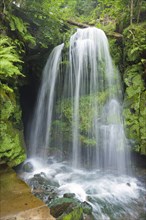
[
  {"left": 29, "top": 43, "right": 64, "bottom": 159},
  {"left": 100, "top": 99, "right": 128, "bottom": 171}
]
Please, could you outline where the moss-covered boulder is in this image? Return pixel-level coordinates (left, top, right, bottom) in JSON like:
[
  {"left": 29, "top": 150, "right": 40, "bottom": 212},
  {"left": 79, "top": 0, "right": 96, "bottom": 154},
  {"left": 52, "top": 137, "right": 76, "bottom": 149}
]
[
  {"left": 49, "top": 197, "right": 93, "bottom": 220},
  {"left": 0, "top": 83, "right": 26, "bottom": 167}
]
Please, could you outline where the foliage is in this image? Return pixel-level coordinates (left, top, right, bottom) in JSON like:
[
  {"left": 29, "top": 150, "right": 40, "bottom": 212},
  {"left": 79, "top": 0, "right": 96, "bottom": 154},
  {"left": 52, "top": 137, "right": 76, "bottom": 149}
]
[
  {"left": 123, "top": 22, "right": 146, "bottom": 62},
  {"left": 0, "top": 83, "right": 26, "bottom": 166},
  {"left": 122, "top": 21, "right": 146, "bottom": 155},
  {"left": 0, "top": 2, "right": 31, "bottom": 166},
  {"left": 16, "top": 0, "right": 68, "bottom": 47},
  {"left": 0, "top": 36, "right": 26, "bottom": 167},
  {"left": 123, "top": 64, "right": 146, "bottom": 153},
  {"left": 139, "top": 91, "right": 146, "bottom": 154},
  {"left": 6, "top": 13, "right": 36, "bottom": 48},
  {"left": 0, "top": 36, "right": 23, "bottom": 78},
  {"left": 109, "top": 38, "right": 123, "bottom": 66}
]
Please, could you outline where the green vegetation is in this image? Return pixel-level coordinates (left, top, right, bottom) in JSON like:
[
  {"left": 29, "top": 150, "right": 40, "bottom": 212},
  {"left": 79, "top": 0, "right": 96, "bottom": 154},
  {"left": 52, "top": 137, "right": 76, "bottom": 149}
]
[
  {"left": 0, "top": 36, "right": 26, "bottom": 166},
  {"left": 49, "top": 197, "right": 93, "bottom": 220},
  {"left": 123, "top": 23, "right": 146, "bottom": 154}
]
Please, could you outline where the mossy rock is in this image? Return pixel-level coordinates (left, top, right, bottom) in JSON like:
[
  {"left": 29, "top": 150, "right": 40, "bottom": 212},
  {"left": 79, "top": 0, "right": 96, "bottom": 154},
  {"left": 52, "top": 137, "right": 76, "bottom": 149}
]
[
  {"left": 49, "top": 197, "right": 94, "bottom": 220},
  {"left": 49, "top": 197, "right": 80, "bottom": 218},
  {"left": 0, "top": 83, "right": 26, "bottom": 167},
  {"left": 57, "top": 206, "right": 83, "bottom": 220},
  {"left": 81, "top": 201, "right": 92, "bottom": 215}
]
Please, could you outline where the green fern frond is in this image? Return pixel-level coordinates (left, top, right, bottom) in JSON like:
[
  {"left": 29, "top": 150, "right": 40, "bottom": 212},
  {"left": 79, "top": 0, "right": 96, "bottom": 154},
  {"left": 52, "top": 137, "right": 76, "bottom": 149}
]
[
  {"left": 0, "top": 59, "right": 22, "bottom": 77},
  {"left": 0, "top": 37, "right": 24, "bottom": 78}
]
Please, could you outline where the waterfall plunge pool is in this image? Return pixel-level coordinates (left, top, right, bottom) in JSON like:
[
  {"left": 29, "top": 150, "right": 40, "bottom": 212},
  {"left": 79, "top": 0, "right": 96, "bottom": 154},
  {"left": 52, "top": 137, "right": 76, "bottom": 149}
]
[{"left": 20, "top": 157, "right": 146, "bottom": 220}]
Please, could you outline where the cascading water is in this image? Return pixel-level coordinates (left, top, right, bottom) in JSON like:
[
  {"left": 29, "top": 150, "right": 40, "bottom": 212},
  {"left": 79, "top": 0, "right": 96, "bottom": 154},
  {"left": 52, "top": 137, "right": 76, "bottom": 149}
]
[
  {"left": 64, "top": 27, "right": 128, "bottom": 170},
  {"left": 29, "top": 43, "right": 64, "bottom": 159},
  {"left": 29, "top": 27, "right": 128, "bottom": 171},
  {"left": 24, "top": 27, "right": 146, "bottom": 220}
]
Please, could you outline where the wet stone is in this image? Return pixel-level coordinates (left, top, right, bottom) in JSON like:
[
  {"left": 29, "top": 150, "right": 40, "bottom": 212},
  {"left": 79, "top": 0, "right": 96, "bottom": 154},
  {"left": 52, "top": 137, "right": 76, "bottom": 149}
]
[
  {"left": 48, "top": 197, "right": 81, "bottom": 218},
  {"left": 27, "top": 174, "right": 58, "bottom": 203},
  {"left": 81, "top": 201, "right": 92, "bottom": 215},
  {"left": 63, "top": 193, "right": 76, "bottom": 198},
  {"left": 22, "top": 162, "right": 34, "bottom": 173}
]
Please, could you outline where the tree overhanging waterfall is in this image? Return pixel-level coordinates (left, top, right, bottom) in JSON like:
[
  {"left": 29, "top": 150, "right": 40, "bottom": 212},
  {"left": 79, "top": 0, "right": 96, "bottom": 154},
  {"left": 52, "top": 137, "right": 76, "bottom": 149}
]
[{"left": 29, "top": 27, "right": 129, "bottom": 172}]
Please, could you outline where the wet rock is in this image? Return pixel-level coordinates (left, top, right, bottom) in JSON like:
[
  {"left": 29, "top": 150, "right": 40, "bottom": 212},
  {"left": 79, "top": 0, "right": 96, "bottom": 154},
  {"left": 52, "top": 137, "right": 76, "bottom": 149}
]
[
  {"left": 30, "top": 173, "right": 59, "bottom": 187},
  {"left": 81, "top": 201, "right": 92, "bottom": 215},
  {"left": 27, "top": 174, "right": 58, "bottom": 203},
  {"left": 23, "top": 162, "right": 34, "bottom": 173},
  {"left": 83, "top": 213, "right": 94, "bottom": 220},
  {"left": 63, "top": 193, "right": 75, "bottom": 198},
  {"left": 49, "top": 197, "right": 81, "bottom": 218},
  {"left": 49, "top": 197, "right": 94, "bottom": 220},
  {"left": 126, "top": 182, "right": 131, "bottom": 187}
]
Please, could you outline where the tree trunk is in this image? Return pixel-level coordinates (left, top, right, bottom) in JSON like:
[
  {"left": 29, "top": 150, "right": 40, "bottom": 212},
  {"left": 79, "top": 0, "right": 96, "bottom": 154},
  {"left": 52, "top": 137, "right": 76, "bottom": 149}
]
[
  {"left": 137, "top": 0, "right": 143, "bottom": 23},
  {"left": 130, "top": 0, "right": 134, "bottom": 25},
  {"left": 67, "top": 20, "right": 123, "bottom": 39}
]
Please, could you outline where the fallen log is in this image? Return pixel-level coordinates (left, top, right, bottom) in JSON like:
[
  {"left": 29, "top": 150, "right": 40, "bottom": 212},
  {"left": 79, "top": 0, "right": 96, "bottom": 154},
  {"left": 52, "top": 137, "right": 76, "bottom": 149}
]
[{"left": 67, "top": 20, "right": 123, "bottom": 39}]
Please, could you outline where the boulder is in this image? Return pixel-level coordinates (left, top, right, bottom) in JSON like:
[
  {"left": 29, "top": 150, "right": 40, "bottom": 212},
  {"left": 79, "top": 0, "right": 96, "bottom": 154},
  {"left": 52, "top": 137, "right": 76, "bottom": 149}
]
[{"left": 23, "top": 162, "right": 34, "bottom": 173}]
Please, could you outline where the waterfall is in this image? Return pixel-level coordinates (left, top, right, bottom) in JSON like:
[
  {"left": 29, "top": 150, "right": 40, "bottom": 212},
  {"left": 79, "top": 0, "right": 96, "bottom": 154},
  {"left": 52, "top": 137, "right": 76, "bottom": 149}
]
[
  {"left": 64, "top": 27, "right": 128, "bottom": 171},
  {"left": 29, "top": 27, "right": 129, "bottom": 172},
  {"left": 29, "top": 43, "right": 64, "bottom": 159}
]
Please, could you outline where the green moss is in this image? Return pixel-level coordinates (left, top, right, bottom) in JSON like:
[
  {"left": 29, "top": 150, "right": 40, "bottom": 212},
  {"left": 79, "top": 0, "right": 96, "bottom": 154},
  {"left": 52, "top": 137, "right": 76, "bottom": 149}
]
[
  {"left": 58, "top": 207, "right": 83, "bottom": 220},
  {"left": 0, "top": 83, "right": 26, "bottom": 167}
]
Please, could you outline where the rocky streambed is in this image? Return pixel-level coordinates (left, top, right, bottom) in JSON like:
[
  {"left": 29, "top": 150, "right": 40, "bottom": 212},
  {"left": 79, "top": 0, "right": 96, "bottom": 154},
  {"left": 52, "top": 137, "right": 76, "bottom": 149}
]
[
  {"left": 19, "top": 157, "right": 146, "bottom": 220},
  {"left": 26, "top": 172, "right": 94, "bottom": 220}
]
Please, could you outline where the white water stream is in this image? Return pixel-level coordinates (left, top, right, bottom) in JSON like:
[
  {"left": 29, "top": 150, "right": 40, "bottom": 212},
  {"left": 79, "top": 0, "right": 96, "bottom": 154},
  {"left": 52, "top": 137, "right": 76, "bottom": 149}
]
[
  {"left": 22, "top": 158, "right": 146, "bottom": 220},
  {"left": 29, "top": 43, "right": 64, "bottom": 159}
]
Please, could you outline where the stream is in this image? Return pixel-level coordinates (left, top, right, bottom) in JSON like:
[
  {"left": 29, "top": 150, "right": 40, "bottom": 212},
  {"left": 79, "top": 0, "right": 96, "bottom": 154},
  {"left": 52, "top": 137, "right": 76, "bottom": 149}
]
[{"left": 20, "top": 157, "right": 146, "bottom": 220}]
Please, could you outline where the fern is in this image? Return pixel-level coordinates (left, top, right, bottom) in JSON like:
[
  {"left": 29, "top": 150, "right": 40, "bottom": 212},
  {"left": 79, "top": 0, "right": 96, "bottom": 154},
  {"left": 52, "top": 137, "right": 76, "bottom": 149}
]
[
  {"left": 7, "top": 14, "right": 36, "bottom": 47},
  {"left": 0, "top": 36, "right": 23, "bottom": 78},
  {"left": 123, "top": 23, "right": 146, "bottom": 62}
]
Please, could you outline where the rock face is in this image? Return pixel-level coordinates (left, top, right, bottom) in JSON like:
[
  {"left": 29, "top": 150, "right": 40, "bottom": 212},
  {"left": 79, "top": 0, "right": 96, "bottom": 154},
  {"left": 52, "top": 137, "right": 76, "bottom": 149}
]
[{"left": 0, "top": 165, "right": 55, "bottom": 220}]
